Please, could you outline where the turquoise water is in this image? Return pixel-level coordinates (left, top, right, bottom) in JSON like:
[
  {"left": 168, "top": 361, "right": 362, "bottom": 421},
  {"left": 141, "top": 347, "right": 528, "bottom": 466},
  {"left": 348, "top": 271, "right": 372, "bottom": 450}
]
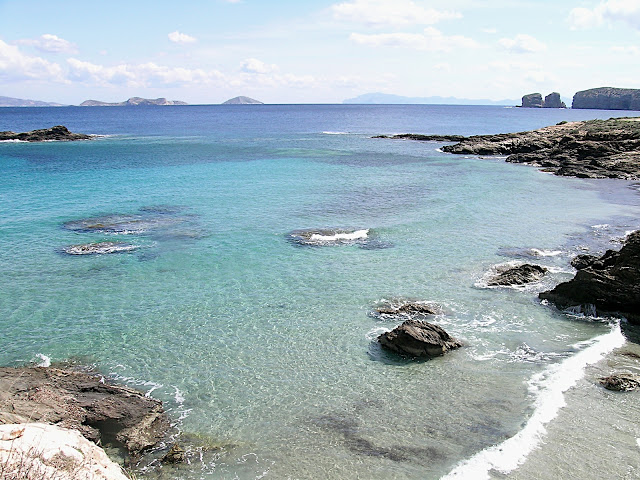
[{"left": 1, "top": 105, "right": 640, "bottom": 479}]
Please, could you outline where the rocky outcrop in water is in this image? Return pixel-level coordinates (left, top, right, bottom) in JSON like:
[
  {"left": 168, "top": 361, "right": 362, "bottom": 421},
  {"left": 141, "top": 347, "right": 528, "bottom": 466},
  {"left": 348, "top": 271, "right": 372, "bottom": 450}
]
[
  {"left": 373, "top": 134, "right": 465, "bottom": 142},
  {"left": 222, "top": 96, "right": 263, "bottom": 105},
  {"left": 599, "top": 374, "right": 640, "bottom": 391},
  {"left": 0, "top": 125, "right": 91, "bottom": 142},
  {"left": 521, "top": 93, "right": 544, "bottom": 108},
  {"left": 570, "top": 254, "right": 599, "bottom": 270},
  {"left": 487, "top": 264, "right": 548, "bottom": 286},
  {"left": 378, "top": 319, "right": 462, "bottom": 358},
  {"left": 572, "top": 87, "right": 640, "bottom": 110},
  {"left": 544, "top": 92, "right": 566, "bottom": 109},
  {"left": 440, "top": 117, "right": 640, "bottom": 179},
  {"left": 539, "top": 231, "right": 640, "bottom": 323},
  {"left": 0, "top": 366, "right": 170, "bottom": 456},
  {"left": 374, "top": 301, "right": 440, "bottom": 317},
  {"left": 63, "top": 242, "right": 139, "bottom": 255},
  {"left": 0, "top": 423, "right": 129, "bottom": 480}
]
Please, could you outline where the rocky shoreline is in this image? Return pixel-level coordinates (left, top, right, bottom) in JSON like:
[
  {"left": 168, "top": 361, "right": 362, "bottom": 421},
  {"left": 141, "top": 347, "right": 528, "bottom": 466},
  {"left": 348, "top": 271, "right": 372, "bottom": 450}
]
[
  {"left": 380, "top": 117, "right": 640, "bottom": 180},
  {"left": 0, "top": 125, "right": 92, "bottom": 142}
]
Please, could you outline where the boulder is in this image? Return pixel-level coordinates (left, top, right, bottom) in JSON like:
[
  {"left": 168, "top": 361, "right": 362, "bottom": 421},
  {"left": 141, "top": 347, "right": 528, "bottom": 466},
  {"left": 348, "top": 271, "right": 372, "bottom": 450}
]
[
  {"left": 374, "top": 302, "right": 439, "bottom": 317},
  {"left": 162, "top": 443, "right": 187, "bottom": 464},
  {"left": 378, "top": 319, "right": 462, "bottom": 358},
  {"left": 0, "top": 423, "right": 129, "bottom": 480},
  {"left": 539, "top": 231, "right": 640, "bottom": 323},
  {"left": 599, "top": 374, "right": 640, "bottom": 391},
  {"left": 543, "top": 92, "right": 566, "bottom": 109},
  {"left": 522, "top": 93, "right": 543, "bottom": 108},
  {"left": 487, "top": 264, "right": 548, "bottom": 286},
  {"left": 0, "top": 366, "right": 170, "bottom": 456},
  {"left": 570, "top": 254, "right": 599, "bottom": 270}
]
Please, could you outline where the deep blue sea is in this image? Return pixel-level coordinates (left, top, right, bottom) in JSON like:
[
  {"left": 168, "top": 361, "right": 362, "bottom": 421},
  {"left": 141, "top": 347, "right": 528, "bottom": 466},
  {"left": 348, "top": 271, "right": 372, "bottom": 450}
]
[{"left": 2, "top": 105, "right": 640, "bottom": 479}]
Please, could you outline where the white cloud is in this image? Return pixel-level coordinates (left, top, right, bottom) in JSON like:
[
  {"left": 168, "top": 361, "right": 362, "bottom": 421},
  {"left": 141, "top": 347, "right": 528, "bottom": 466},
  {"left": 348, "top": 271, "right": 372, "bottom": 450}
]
[
  {"left": 482, "top": 28, "right": 498, "bottom": 34},
  {"left": 16, "top": 34, "right": 78, "bottom": 54},
  {"left": 168, "top": 31, "right": 197, "bottom": 44},
  {"left": 0, "top": 39, "right": 66, "bottom": 82},
  {"left": 240, "top": 58, "right": 279, "bottom": 74},
  {"left": 498, "top": 34, "right": 546, "bottom": 53},
  {"left": 331, "top": 0, "right": 461, "bottom": 27},
  {"left": 350, "top": 27, "right": 477, "bottom": 51},
  {"left": 611, "top": 45, "right": 640, "bottom": 54},
  {"left": 569, "top": 0, "right": 640, "bottom": 30}
]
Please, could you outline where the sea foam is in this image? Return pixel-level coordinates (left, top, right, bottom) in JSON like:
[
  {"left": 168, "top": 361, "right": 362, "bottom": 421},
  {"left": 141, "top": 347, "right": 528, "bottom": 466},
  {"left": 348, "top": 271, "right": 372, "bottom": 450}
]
[
  {"left": 309, "top": 229, "right": 369, "bottom": 242},
  {"left": 441, "top": 324, "right": 625, "bottom": 480}
]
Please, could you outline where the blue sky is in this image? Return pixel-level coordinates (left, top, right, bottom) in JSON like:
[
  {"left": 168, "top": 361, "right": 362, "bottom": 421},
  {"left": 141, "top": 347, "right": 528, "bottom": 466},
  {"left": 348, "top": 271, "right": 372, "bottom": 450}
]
[{"left": 1, "top": 0, "right": 639, "bottom": 104}]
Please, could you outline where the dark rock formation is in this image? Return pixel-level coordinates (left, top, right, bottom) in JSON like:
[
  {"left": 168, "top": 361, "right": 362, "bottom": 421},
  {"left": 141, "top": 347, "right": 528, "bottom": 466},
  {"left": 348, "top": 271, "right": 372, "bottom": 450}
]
[
  {"left": 80, "top": 97, "right": 187, "bottom": 107},
  {"left": 539, "top": 231, "right": 640, "bottom": 323},
  {"left": 487, "top": 264, "right": 548, "bottom": 286},
  {"left": 440, "top": 117, "right": 640, "bottom": 179},
  {"left": 162, "top": 443, "right": 186, "bottom": 463},
  {"left": 0, "top": 125, "right": 91, "bottom": 142},
  {"left": 543, "top": 92, "right": 566, "bottom": 109},
  {"left": 222, "top": 96, "right": 263, "bottom": 105},
  {"left": 0, "top": 366, "right": 170, "bottom": 456},
  {"left": 373, "top": 134, "right": 465, "bottom": 142},
  {"left": 63, "top": 241, "right": 139, "bottom": 255},
  {"left": 599, "top": 374, "right": 640, "bottom": 391},
  {"left": 378, "top": 319, "right": 462, "bottom": 358},
  {"left": 570, "top": 254, "right": 599, "bottom": 270},
  {"left": 572, "top": 87, "right": 640, "bottom": 111},
  {"left": 522, "top": 93, "right": 544, "bottom": 108}
]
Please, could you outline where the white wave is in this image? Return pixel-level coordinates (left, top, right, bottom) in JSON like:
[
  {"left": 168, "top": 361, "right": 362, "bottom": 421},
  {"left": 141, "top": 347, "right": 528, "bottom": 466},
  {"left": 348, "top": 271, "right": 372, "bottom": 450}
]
[
  {"left": 591, "top": 224, "right": 610, "bottom": 229},
  {"left": 441, "top": 324, "right": 625, "bottom": 480},
  {"left": 321, "top": 131, "right": 349, "bottom": 135},
  {"left": 637, "top": 438, "right": 640, "bottom": 449},
  {"left": 530, "top": 248, "right": 562, "bottom": 257},
  {"left": 173, "top": 386, "right": 185, "bottom": 404},
  {"left": 366, "top": 326, "right": 390, "bottom": 341},
  {"left": 35, "top": 353, "right": 51, "bottom": 367},
  {"left": 310, "top": 229, "right": 369, "bottom": 242},
  {"left": 0, "top": 139, "right": 28, "bottom": 143}
]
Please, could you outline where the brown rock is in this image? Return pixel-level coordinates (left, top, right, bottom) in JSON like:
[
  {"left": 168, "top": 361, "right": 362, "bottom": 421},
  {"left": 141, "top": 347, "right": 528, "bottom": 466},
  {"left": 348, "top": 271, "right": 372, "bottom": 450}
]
[{"left": 378, "top": 319, "right": 462, "bottom": 358}]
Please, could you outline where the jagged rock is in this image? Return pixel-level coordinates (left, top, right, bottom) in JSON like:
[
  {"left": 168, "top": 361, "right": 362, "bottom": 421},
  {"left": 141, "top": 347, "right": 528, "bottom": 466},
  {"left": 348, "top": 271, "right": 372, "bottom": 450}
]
[
  {"left": 540, "top": 231, "right": 640, "bottom": 323},
  {"left": 570, "top": 254, "right": 599, "bottom": 270},
  {"left": 0, "top": 423, "right": 129, "bottom": 480},
  {"left": 572, "top": 87, "right": 640, "bottom": 110},
  {"left": 439, "top": 117, "right": 640, "bottom": 180},
  {"left": 487, "top": 264, "right": 548, "bottom": 286},
  {"left": 0, "top": 366, "right": 170, "bottom": 456},
  {"left": 0, "top": 125, "right": 91, "bottom": 142},
  {"left": 543, "top": 92, "right": 566, "bottom": 109},
  {"left": 373, "top": 133, "right": 466, "bottom": 142},
  {"left": 374, "top": 301, "right": 440, "bottom": 317},
  {"left": 522, "top": 93, "right": 543, "bottom": 108},
  {"left": 162, "top": 443, "right": 186, "bottom": 464},
  {"left": 599, "top": 374, "right": 640, "bottom": 391},
  {"left": 378, "top": 319, "right": 462, "bottom": 358}
]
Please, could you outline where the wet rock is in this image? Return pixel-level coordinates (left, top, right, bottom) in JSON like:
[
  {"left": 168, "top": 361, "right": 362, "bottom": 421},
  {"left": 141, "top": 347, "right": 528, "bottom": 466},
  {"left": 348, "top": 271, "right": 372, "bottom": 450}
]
[
  {"left": 161, "top": 443, "right": 186, "bottom": 464},
  {"left": 540, "top": 231, "right": 640, "bottom": 323},
  {"left": 373, "top": 133, "right": 466, "bottom": 142},
  {"left": 486, "top": 264, "right": 548, "bottom": 286},
  {"left": 63, "top": 241, "right": 139, "bottom": 255},
  {"left": 0, "top": 125, "right": 92, "bottom": 142},
  {"left": 570, "top": 254, "right": 599, "bottom": 270},
  {"left": 599, "top": 374, "right": 640, "bottom": 391},
  {"left": 378, "top": 319, "right": 462, "bottom": 358},
  {"left": 373, "top": 301, "right": 440, "bottom": 318},
  {"left": 0, "top": 366, "right": 170, "bottom": 456}
]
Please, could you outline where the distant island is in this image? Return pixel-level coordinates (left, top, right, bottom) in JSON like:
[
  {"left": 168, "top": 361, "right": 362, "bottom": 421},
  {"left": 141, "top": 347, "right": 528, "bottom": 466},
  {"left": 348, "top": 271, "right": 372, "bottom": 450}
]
[
  {"left": 0, "top": 96, "right": 65, "bottom": 107},
  {"left": 343, "top": 92, "right": 518, "bottom": 106},
  {"left": 222, "top": 96, "right": 264, "bottom": 105},
  {"left": 79, "top": 97, "right": 187, "bottom": 107},
  {"left": 572, "top": 87, "right": 640, "bottom": 111}
]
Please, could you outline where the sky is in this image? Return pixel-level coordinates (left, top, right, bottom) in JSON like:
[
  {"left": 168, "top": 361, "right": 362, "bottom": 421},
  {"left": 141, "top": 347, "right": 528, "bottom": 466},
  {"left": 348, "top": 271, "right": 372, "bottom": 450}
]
[{"left": 1, "top": 0, "right": 640, "bottom": 104}]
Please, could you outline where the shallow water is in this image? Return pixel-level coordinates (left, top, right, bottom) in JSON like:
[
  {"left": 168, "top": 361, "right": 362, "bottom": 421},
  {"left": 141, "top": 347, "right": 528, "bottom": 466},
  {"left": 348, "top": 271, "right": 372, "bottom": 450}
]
[{"left": 1, "top": 105, "right": 640, "bottom": 479}]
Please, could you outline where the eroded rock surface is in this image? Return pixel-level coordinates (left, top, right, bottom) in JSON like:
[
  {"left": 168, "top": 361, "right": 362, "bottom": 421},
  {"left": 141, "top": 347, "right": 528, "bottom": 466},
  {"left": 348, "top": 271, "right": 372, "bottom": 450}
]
[
  {"left": 599, "top": 374, "right": 640, "bottom": 391},
  {"left": 378, "top": 319, "right": 462, "bottom": 358},
  {"left": 486, "top": 264, "right": 548, "bottom": 286}
]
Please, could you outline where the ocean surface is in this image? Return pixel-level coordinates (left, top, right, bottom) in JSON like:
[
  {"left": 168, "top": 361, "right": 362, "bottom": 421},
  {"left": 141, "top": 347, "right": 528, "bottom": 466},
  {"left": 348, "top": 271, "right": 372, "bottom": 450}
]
[{"left": 1, "top": 104, "right": 640, "bottom": 479}]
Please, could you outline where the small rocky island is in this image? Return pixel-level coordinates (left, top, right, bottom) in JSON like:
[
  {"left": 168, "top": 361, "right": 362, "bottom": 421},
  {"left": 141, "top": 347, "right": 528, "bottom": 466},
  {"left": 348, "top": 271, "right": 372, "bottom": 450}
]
[
  {"left": 0, "top": 125, "right": 92, "bottom": 142},
  {"left": 572, "top": 87, "right": 640, "bottom": 110},
  {"left": 521, "top": 92, "right": 566, "bottom": 108},
  {"left": 222, "top": 96, "right": 264, "bottom": 105}
]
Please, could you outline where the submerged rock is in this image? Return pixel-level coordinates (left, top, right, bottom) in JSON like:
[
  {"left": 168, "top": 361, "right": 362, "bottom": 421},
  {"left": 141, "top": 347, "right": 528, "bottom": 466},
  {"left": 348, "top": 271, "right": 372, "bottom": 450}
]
[
  {"left": 0, "top": 423, "right": 128, "bottom": 480},
  {"left": 0, "top": 125, "right": 92, "bottom": 142},
  {"left": 378, "top": 319, "right": 462, "bottom": 358},
  {"left": 373, "top": 301, "right": 440, "bottom": 318},
  {"left": 0, "top": 366, "right": 170, "bottom": 456},
  {"left": 599, "top": 374, "right": 640, "bottom": 391},
  {"left": 540, "top": 231, "right": 640, "bottom": 323},
  {"left": 288, "top": 228, "right": 370, "bottom": 246},
  {"left": 161, "top": 443, "right": 186, "bottom": 464},
  {"left": 486, "top": 264, "right": 548, "bottom": 286},
  {"left": 63, "top": 241, "right": 139, "bottom": 255}
]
